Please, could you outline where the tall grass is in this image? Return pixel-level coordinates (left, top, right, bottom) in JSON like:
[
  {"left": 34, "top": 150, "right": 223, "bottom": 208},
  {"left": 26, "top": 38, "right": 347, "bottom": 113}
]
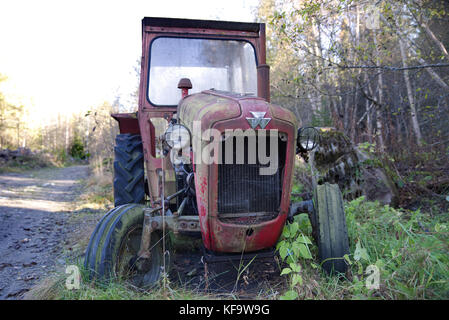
[
  {"left": 344, "top": 197, "right": 448, "bottom": 299},
  {"left": 282, "top": 197, "right": 448, "bottom": 299}
]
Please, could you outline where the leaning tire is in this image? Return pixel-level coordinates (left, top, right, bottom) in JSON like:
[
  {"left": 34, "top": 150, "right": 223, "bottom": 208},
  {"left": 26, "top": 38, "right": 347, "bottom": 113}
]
[
  {"left": 311, "top": 183, "right": 350, "bottom": 274},
  {"left": 113, "top": 134, "right": 145, "bottom": 207},
  {"left": 84, "top": 204, "right": 172, "bottom": 287}
]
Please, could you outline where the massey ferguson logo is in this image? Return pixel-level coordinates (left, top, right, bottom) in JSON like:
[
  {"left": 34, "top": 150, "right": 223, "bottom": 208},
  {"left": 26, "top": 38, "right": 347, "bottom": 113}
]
[{"left": 246, "top": 111, "right": 271, "bottom": 129}]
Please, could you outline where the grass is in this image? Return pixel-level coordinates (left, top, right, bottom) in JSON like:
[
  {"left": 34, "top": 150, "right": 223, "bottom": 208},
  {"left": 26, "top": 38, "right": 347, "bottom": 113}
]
[
  {"left": 76, "top": 172, "right": 114, "bottom": 211},
  {"left": 26, "top": 260, "right": 213, "bottom": 300},
  {"left": 279, "top": 197, "right": 449, "bottom": 300},
  {"left": 26, "top": 163, "right": 449, "bottom": 300},
  {"left": 344, "top": 197, "right": 448, "bottom": 299}
]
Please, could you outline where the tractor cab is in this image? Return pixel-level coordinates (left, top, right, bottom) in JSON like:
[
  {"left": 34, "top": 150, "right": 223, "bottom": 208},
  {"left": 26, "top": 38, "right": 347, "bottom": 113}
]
[{"left": 113, "top": 17, "right": 272, "bottom": 211}]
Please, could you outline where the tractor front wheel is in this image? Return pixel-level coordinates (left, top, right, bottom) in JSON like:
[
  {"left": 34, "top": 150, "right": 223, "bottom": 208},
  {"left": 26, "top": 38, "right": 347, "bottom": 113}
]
[
  {"left": 84, "top": 204, "right": 171, "bottom": 288},
  {"left": 311, "top": 183, "right": 350, "bottom": 274}
]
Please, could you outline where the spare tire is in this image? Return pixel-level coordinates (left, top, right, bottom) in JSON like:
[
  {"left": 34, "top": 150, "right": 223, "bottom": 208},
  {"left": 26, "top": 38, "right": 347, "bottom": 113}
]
[{"left": 311, "top": 183, "right": 350, "bottom": 274}]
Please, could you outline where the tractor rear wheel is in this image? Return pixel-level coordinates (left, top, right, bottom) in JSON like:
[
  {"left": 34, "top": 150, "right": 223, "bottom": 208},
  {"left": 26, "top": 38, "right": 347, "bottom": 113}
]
[
  {"left": 311, "top": 183, "right": 350, "bottom": 274},
  {"left": 84, "top": 204, "right": 172, "bottom": 288},
  {"left": 113, "top": 134, "right": 145, "bottom": 207}
]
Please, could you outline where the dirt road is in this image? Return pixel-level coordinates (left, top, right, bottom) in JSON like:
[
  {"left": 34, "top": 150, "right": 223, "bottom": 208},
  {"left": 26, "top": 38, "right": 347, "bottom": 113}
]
[{"left": 0, "top": 165, "right": 89, "bottom": 299}]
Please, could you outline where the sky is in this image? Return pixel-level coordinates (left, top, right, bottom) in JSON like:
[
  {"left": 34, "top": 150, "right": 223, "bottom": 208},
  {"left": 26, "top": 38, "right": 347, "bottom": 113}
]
[{"left": 0, "top": 0, "right": 259, "bottom": 123}]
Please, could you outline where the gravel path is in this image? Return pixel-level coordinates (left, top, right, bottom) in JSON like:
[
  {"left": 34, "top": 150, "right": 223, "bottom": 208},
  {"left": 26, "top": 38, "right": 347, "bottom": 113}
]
[{"left": 0, "top": 165, "right": 89, "bottom": 299}]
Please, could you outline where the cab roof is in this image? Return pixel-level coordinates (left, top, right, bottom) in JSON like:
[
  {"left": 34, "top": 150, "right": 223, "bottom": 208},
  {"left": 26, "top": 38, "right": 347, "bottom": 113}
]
[{"left": 142, "top": 17, "right": 261, "bottom": 33}]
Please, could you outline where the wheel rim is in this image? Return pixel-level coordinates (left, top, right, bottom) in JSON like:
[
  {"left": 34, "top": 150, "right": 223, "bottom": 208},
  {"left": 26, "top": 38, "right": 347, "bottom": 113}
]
[{"left": 116, "top": 225, "right": 162, "bottom": 288}]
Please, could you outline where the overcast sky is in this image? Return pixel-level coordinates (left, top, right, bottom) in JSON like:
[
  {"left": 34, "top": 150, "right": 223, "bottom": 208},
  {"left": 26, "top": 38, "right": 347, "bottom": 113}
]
[{"left": 0, "top": 0, "right": 259, "bottom": 121}]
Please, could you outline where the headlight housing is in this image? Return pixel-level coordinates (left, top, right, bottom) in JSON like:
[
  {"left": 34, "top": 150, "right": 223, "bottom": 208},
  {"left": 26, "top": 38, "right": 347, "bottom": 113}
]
[
  {"left": 164, "top": 124, "right": 191, "bottom": 150},
  {"left": 297, "top": 127, "right": 319, "bottom": 153}
]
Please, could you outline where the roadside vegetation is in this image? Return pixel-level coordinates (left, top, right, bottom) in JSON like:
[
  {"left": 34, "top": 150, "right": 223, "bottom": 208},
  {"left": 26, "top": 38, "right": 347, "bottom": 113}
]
[
  {"left": 278, "top": 141, "right": 449, "bottom": 300},
  {"left": 278, "top": 195, "right": 448, "bottom": 300},
  {"left": 0, "top": 137, "right": 89, "bottom": 174},
  {"left": 0, "top": 149, "right": 56, "bottom": 173},
  {"left": 28, "top": 267, "right": 213, "bottom": 300}
]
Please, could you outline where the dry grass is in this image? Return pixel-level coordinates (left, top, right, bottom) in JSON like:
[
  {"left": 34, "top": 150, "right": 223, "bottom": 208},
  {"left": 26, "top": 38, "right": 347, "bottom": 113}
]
[
  {"left": 23, "top": 275, "right": 64, "bottom": 300},
  {"left": 75, "top": 170, "right": 114, "bottom": 211}
]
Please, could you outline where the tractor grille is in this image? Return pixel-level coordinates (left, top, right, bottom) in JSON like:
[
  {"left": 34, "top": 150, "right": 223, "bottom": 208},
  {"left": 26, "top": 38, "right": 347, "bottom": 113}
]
[{"left": 217, "top": 132, "right": 286, "bottom": 222}]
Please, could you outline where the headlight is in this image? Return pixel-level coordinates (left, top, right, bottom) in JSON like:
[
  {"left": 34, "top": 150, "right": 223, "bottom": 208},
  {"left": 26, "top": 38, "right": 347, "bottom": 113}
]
[
  {"left": 297, "top": 127, "right": 319, "bottom": 152},
  {"left": 164, "top": 124, "right": 191, "bottom": 150}
]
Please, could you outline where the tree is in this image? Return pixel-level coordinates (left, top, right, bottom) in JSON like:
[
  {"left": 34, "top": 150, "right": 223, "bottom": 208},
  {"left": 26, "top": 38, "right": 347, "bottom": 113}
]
[{"left": 256, "top": 0, "right": 449, "bottom": 151}]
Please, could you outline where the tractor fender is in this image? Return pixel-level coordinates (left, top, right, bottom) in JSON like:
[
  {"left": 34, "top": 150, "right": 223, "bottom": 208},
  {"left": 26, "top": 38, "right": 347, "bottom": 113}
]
[{"left": 111, "top": 113, "right": 141, "bottom": 135}]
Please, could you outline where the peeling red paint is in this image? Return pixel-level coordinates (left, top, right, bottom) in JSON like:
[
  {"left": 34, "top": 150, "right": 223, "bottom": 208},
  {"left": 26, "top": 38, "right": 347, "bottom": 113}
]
[
  {"left": 200, "top": 206, "right": 206, "bottom": 217},
  {"left": 200, "top": 177, "right": 207, "bottom": 195}
]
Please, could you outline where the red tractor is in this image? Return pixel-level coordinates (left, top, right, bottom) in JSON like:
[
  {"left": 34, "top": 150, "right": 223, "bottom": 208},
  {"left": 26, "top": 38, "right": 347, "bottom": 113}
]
[{"left": 84, "top": 17, "right": 349, "bottom": 287}]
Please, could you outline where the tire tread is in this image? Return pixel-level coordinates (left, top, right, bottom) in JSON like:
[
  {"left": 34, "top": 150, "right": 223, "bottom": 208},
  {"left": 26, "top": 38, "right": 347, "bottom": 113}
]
[
  {"left": 313, "top": 183, "right": 350, "bottom": 274},
  {"left": 113, "top": 134, "right": 145, "bottom": 207}
]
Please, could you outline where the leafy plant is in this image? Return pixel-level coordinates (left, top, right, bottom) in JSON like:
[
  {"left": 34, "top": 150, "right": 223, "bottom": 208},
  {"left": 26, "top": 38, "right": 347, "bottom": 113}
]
[
  {"left": 358, "top": 142, "right": 376, "bottom": 154},
  {"left": 276, "top": 218, "right": 314, "bottom": 300}
]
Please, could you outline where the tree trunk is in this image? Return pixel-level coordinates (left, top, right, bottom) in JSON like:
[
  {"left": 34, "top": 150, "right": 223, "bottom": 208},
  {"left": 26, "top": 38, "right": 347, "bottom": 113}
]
[
  {"left": 399, "top": 39, "right": 423, "bottom": 146},
  {"left": 366, "top": 100, "right": 373, "bottom": 143},
  {"left": 65, "top": 114, "right": 70, "bottom": 153},
  {"left": 407, "top": 44, "right": 449, "bottom": 91},
  {"left": 373, "top": 31, "right": 385, "bottom": 151},
  {"left": 420, "top": 19, "right": 449, "bottom": 61}
]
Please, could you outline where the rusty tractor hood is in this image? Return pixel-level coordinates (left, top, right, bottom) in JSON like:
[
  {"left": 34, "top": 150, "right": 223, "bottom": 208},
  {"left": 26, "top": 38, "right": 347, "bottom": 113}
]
[
  {"left": 177, "top": 89, "right": 298, "bottom": 132},
  {"left": 176, "top": 89, "right": 298, "bottom": 253}
]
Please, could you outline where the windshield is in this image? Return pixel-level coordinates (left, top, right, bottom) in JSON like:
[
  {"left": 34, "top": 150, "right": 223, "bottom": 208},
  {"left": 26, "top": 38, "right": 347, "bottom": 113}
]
[{"left": 148, "top": 37, "right": 258, "bottom": 106}]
